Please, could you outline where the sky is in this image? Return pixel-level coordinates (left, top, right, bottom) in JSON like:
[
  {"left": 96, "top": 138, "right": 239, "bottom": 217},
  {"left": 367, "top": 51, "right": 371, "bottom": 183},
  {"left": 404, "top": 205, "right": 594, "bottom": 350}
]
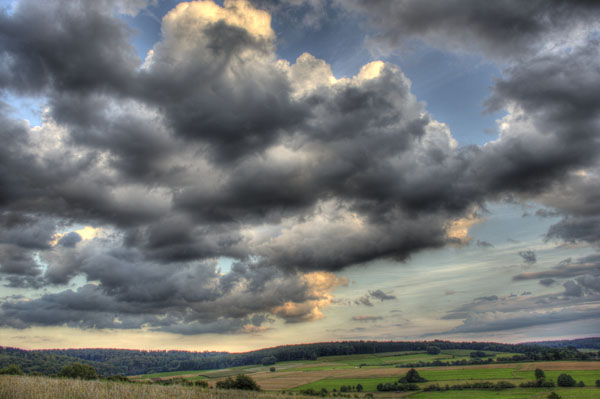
[{"left": 0, "top": 0, "right": 599, "bottom": 352}]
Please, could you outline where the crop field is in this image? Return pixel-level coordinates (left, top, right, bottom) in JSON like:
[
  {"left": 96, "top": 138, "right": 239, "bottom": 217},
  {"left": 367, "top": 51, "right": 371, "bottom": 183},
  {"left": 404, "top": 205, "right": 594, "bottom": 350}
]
[{"left": 132, "top": 350, "right": 600, "bottom": 398}]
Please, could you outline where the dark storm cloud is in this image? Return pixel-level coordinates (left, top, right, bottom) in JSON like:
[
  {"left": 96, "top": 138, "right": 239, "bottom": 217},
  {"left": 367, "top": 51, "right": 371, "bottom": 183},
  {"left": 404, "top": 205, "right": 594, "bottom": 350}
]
[
  {"left": 1, "top": 0, "right": 600, "bottom": 334},
  {"left": 0, "top": 245, "right": 40, "bottom": 276},
  {"left": 518, "top": 250, "right": 536, "bottom": 265},
  {"left": 345, "top": 0, "right": 600, "bottom": 59},
  {"left": 57, "top": 232, "right": 82, "bottom": 248},
  {"left": 0, "top": 0, "right": 139, "bottom": 94},
  {"left": 0, "top": 248, "right": 339, "bottom": 331}
]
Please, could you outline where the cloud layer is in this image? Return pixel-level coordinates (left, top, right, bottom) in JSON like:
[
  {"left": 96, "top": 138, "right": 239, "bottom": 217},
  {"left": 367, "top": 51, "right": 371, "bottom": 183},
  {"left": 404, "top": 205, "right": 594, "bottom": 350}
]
[{"left": 1, "top": 0, "right": 600, "bottom": 335}]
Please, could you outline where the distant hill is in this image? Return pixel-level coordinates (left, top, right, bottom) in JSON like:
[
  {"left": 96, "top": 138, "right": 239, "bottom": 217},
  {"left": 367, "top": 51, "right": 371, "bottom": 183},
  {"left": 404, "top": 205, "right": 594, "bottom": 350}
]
[
  {"left": 523, "top": 337, "right": 600, "bottom": 349},
  {"left": 2, "top": 338, "right": 597, "bottom": 376}
]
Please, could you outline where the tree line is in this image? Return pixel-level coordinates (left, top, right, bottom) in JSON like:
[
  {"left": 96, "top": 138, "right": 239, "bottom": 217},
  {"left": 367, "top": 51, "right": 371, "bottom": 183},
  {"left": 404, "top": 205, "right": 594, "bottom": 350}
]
[{"left": 1, "top": 338, "right": 598, "bottom": 376}]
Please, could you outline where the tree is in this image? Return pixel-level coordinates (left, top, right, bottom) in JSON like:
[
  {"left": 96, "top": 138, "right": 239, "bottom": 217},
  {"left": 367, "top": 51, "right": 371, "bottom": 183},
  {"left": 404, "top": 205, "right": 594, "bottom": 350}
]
[
  {"left": 0, "top": 364, "right": 24, "bottom": 375},
  {"left": 60, "top": 363, "right": 98, "bottom": 380},
  {"left": 356, "top": 383, "right": 363, "bottom": 392},
  {"left": 400, "top": 368, "right": 427, "bottom": 383},
  {"left": 557, "top": 373, "right": 576, "bottom": 387},
  {"left": 426, "top": 346, "right": 441, "bottom": 355},
  {"left": 535, "top": 368, "right": 545, "bottom": 380},
  {"left": 595, "top": 379, "right": 600, "bottom": 387}
]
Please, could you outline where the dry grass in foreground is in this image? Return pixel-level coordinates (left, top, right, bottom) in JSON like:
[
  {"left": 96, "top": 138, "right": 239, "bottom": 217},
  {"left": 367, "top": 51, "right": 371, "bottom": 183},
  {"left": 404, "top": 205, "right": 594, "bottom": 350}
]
[{"left": 0, "top": 375, "right": 317, "bottom": 399}]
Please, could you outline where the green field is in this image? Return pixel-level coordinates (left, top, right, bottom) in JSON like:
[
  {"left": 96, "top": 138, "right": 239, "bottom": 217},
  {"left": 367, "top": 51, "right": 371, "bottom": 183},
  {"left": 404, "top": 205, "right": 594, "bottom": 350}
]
[
  {"left": 412, "top": 388, "right": 600, "bottom": 399},
  {"left": 132, "top": 350, "right": 600, "bottom": 398}
]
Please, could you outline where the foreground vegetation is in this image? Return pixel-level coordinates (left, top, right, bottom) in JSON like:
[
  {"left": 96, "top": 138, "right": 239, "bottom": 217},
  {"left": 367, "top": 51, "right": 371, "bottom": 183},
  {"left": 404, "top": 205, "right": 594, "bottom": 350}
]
[{"left": 0, "top": 375, "right": 319, "bottom": 399}]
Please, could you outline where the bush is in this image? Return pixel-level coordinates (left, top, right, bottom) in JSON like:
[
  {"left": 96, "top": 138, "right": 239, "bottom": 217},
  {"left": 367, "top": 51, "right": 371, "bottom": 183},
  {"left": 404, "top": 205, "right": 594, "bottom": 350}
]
[
  {"left": 0, "top": 364, "right": 24, "bottom": 375},
  {"left": 269, "top": 366, "right": 276, "bottom": 372},
  {"left": 216, "top": 374, "right": 260, "bottom": 391},
  {"left": 426, "top": 346, "right": 441, "bottom": 355},
  {"left": 194, "top": 380, "right": 208, "bottom": 387},
  {"left": 59, "top": 363, "right": 98, "bottom": 380},
  {"left": 547, "top": 393, "right": 561, "bottom": 399},
  {"left": 596, "top": 379, "right": 600, "bottom": 387},
  {"left": 576, "top": 381, "right": 585, "bottom": 387},
  {"left": 557, "top": 373, "right": 576, "bottom": 387}
]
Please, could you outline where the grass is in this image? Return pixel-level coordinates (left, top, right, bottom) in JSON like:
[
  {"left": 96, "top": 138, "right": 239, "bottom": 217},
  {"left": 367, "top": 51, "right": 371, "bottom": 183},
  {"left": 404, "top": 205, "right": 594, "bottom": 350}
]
[
  {"left": 515, "top": 369, "right": 600, "bottom": 385},
  {"left": 412, "top": 387, "right": 600, "bottom": 399},
  {"left": 0, "top": 375, "right": 315, "bottom": 399}
]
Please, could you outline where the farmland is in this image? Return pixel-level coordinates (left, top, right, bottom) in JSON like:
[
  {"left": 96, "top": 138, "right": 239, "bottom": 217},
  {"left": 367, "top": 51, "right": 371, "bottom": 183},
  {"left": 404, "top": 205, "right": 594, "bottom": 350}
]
[{"left": 130, "top": 350, "right": 600, "bottom": 398}]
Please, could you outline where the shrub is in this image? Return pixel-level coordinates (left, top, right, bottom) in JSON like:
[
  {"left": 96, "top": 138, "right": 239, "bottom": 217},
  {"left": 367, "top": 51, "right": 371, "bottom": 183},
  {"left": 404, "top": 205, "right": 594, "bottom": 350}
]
[
  {"left": 59, "top": 363, "right": 98, "bottom": 380},
  {"left": 216, "top": 374, "right": 260, "bottom": 391},
  {"left": 576, "top": 381, "right": 585, "bottom": 387},
  {"left": 596, "top": 379, "right": 600, "bottom": 387},
  {"left": 557, "top": 373, "right": 576, "bottom": 387},
  {"left": 0, "top": 364, "right": 24, "bottom": 375},
  {"left": 547, "top": 393, "right": 561, "bottom": 399},
  {"left": 194, "top": 380, "right": 208, "bottom": 387},
  {"left": 426, "top": 346, "right": 441, "bottom": 355}
]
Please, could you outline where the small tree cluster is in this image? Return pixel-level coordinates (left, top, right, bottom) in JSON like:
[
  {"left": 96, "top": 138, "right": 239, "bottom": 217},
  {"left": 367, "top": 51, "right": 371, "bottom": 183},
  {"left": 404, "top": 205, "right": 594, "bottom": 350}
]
[
  {"left": 557, "top": 373, "right": 576, "bottom": 387},
  {"left": 0, "top": 364, "right": 24, "bottom": 375},
  {"left": 59, "top": 363, "right": 98, "bottom": 380},
  {"left": 216, "top": 374, "right": 260, "bottom": 391},
  {"left": 399, "top": 368, "right": 427, "bottom": 383}
]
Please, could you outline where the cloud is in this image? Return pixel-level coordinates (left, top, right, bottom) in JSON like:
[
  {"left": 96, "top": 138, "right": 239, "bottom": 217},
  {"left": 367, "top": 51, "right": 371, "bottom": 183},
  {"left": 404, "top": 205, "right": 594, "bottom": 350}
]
[
  {"left": 352, "top": 315, "right": 383, "bottom": 322},
  {"left": 539, "top": 278, "right": 556, "bottom": 287},
  {"left": 1, "top": 0, "right": 600, "bottom": 335},
  {"left": 344, "top": 0, "right": 600, "bottom": 60},
  {"left": 476, "top": 240, "right": 493, "bottom": 248},
  {"left": 444, "top": 306, "right": 600, "bottom": 334},
  {"left": 57, "top": 232, "right": 82, "bottom": 248},
  {"left": 513, "top": 254, "right": 600, "bottom": 281},
  {"left": 0, "top": 248, "right": 345, "bottom": 332},
  {"left": 518, "top": 250, "right": 537, "bottom": 265},
  {"left": 354, "top": 295, "right": 373, "bottom": 307},
  {"left": 369, "top": 289, "right": 396, "bottom": 301}
]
